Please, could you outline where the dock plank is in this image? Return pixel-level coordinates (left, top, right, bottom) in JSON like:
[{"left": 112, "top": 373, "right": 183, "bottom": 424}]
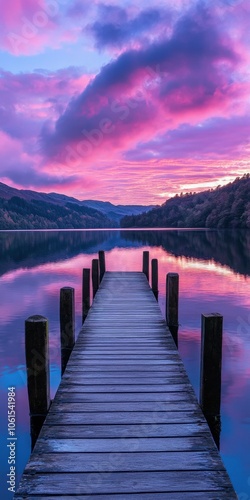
[
  {"left": 16, "top": 471, "right": 234, "bottom": 496},
  {"left": 15, "top": 271, "right": 237, "bottom": 498}
]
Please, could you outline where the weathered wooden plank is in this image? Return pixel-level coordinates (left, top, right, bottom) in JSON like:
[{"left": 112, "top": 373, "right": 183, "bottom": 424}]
[
  {"left": 56, "top": 382, "right": 190, "bottom": 392},
  {"left": 24, "top": 450, "right": 222, "bottom": 472},
  {"left": 68, "top": 360, "right": 180, "bottom": 366},
  {"left": 65, "top": 363, "right": 185, "bottom": 370},
  {"left": 49, "top": 401, "right": 198, "bottom": 412},
  {"left": 45, "top": 410, "right": 205, "bottom": 425},
  {"left": 54, "top": 391, "right": 196, "bottom": 403},
  {"left": 16, "top": 471, "right": 235, "bottom": 495},
  {"left": 34, "top": 435, "right": 215, "bottom": 453},
  {"left": 69, "top": 354, "right": 179, "bottom": 360},
  {"left": 14, "top": 493, "right": 237, "bottom": 499},
  {"left": 65, "top": 367, "right": 184, "bottom": 374},
  {"left": 41, "top": 422, "right": 209, "bottom": 438},
  {"left": 61, "top": 375, "right": 187, "bottom": 383},
  {"left": 63, "top": 367, "right": 186, "bottom": 375},
  {"left": 58, "top": 382, "right": 195, "bottom": 391},
  {"left": 76, "top": 343, "right": 176, "bottom": 349},
  {"left": 72, "top": 349, "right": 175, "bottom": 354}
]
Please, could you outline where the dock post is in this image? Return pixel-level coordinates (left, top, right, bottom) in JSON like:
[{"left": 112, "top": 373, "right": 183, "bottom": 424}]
[
  {"left": 92, "top": 258, "right": 100, "bottom": 298},
  {"left": 151, "top": 258, "right": 158, "bottom": 300},
  {"left": 25, "top": 315, "right": 50, "bottom": 449},
  {"left": 200, "top": 313, "right": 223, "bottom": 449},
  {"left": 82, "top": 268, "right": 90, "bottom": 323},
  {"left": 60, "top": 287, "right": 75, "bottom": 375},
  {"left": 166, "top": 273, "right": 179, "bottom": 347},
  {"left": 99, "top": 250, "right": 106, "bottom": 282},
  {"left": 142, "top": 251, "right": 149, "bottom": 281}
]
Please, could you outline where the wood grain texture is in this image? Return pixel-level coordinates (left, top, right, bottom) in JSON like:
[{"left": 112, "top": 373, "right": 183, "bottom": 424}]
[
  {"left": 16, "top": 471, "right": 235, "bottom": 495},
  {"left": 14, "top": 493, "right": 237, "bottom": 500},
  {"left": 41, "top": 422, "right": 209, "bottom": 438},
  {"left": 24, "top": 450, "right": 222, "bottom": 472},
  {"left": 15, "top": 271, "right": 237, "bottom": 498}
]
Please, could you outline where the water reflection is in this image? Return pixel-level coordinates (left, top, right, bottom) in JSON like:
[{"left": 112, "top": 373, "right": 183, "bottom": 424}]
[
  {"left": 0, "top": 229, "right": 249, "bottom": 498},
  {"left": 0, "top": 229, "right": 249, "bottom": 278},
  {"left": 122, "top": 229, "right": 250, "bottom": 277}
]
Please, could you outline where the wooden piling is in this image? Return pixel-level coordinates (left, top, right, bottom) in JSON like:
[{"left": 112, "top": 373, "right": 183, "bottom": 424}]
[
  {"left": 166, "top": 273, "right": 179, "bottom": 346},
  {"left": 92, "top": 258, "right": 100, "bottom": 298},
  {"left": 25, "top": 315, "right": 50, "bottom": 448},
  {"left": 99, "top": 250, "right": 106, "bottom": 282},
  {"left": 60, "top": 287, "right": 75, "bottom": 375},
  {"left": 151, "top": 258, "right": 158, "bottom": 300},
  {"left": 200, "top": 313, "right": 223, "bottom": 448},
  {"left": 82, "top": 268, "right": 90, "bottom": 323},
  {"left": 142, "top": 251, "right": 149, "bottom": 281}
]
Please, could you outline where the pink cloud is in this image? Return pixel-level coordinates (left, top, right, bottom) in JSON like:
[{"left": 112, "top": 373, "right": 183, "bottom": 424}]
[
  {"left": 0, "top": 0, "right": 80, "bottom": 55},
  {"left": 0, "top": 67, "right": 95, "bottom": 190},
  {"left": 40, "top": 4, "right": 243, "bottom": 163}
]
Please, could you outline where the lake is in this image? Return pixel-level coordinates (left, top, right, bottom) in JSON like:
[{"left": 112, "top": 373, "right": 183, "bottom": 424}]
[{"left": 0, "top": 229, "right": 249, "bottom": 499}]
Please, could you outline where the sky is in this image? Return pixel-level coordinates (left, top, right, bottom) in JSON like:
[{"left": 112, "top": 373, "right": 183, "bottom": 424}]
[{"left": 0, "top": 0, "right": 249, "bottom": 204}]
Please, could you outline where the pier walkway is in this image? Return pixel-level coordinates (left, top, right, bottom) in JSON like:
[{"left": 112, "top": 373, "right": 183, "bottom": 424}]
[{"left": 15, "top": 272, "right": 237, "bottom": 498}]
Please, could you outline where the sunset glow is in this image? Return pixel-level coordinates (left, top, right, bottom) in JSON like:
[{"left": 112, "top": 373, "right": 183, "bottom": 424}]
[{"left": 0, "top": 0, "right": 249, "bottom": 203}]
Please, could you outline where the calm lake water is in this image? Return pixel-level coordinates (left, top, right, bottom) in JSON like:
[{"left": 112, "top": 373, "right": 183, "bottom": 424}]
[{"left": 0, "top": 229, "right": 249, "bottom": 499}]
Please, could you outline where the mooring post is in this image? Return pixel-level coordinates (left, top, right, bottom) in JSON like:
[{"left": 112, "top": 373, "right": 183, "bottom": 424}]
[
  {"left": 200, "top": 313, "right": 223, "bottom": 449},
  {"left": 166, "top": 273, "right": 179, "bottom": 346},
  {"left": 142, "top": 251, "right": 149, "bottom": 281},
  {"left": 60, "top": 287, "right": 75, "bottom": 375},
  {"left": 151, "top": 258, "right": 158, "bottom": 300},
  {"left": 92, "top": 258, "right": 100, "bottom": 298},
  {"left": 99, "top": 250, "right": 106, "bottom": 282},
  {"left": 25, "top": 315, "right": 50, "bottom": 449},
  {"left": 82, "top": 268, "right": 90, "bottom": 323}
]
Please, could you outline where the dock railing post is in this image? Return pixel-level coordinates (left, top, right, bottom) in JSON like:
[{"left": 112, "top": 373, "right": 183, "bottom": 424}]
[
  {"left": 99, "top": 250, "right": 106, "bottom": 282},
  {"left": 166, "top": 273, "right": 179, "bottom": 347},
  {"left": 60, "top": 287, "right": 75, "bottom": 375},
  {"left": 142, "top": 251, "right": 149, "bottom": 281},
  {"left": 200, "top": 313, "right": 223, "bottom": 449},
  {"left": 151, "top": 258, "right": 158, "bottom": 300},
  {"left": 25, "top": 315, "right": 50, "bottom": 449},
  {"left": 92, "top": 258, "right": 100, "bottom": 298},
  {"left": 82, "top": 268, "right": 90, "bottom": 323}
]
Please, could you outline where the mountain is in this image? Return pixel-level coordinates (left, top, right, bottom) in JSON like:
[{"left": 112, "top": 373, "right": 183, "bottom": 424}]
[
  {"left": 0, "top": 182, "right": 154, "bottom": 229},
  {"left": 77, "top": 200, "right": 155, "bottom": 223},
  {"left": 121, "top": 175, "right": 250, "bottom": 228},
  {"left": 0, "top": 196, "right": 116, "bottom": 230}
]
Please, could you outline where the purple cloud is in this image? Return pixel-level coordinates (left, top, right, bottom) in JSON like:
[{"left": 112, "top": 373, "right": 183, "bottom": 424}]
[
  {"left": 89, "top": 5, "right": 168, "bottom": 48},
  {"left": 1, "top": 162, "right": 79, "bottom": 189},
  {"left": 40, "top": 4, "right": 239, "bottom": 159},
  {"left": 124, "top": 115, "right": 250, "bottom": 161}
]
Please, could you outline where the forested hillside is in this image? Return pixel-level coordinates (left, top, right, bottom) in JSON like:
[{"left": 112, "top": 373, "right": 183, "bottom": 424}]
[
  {"left": 0, "top": 181, "right": 153, "bottom": 229},
  {"left": 121, "top": 175, "right": 250, "bottom": 228},
  {"left": 0, "top": 196, "right": 114, "bottom": 229}
]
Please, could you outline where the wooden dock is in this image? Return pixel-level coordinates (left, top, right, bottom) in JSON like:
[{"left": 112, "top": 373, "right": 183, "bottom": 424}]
[{"left": 15, "top": 272, "right": 237, "bottom": 498}]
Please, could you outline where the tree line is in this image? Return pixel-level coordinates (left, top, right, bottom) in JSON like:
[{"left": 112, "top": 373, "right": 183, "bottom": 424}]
[{"left": 121, "top": 175, "right": 250, "bottom": 228}]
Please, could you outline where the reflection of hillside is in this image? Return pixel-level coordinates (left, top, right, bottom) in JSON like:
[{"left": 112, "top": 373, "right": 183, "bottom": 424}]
[
  {"left": 0, "top": 230, "right": 144, "bottom": 277},
  {"left": 122, "top": 230, "right": 250, "bottom": 277},
  {"left": 0, "top": 229, "right": 249, "bottom": 278},
  {"left": 0, "top": 231, "right": 109, "bottom": 277}
]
